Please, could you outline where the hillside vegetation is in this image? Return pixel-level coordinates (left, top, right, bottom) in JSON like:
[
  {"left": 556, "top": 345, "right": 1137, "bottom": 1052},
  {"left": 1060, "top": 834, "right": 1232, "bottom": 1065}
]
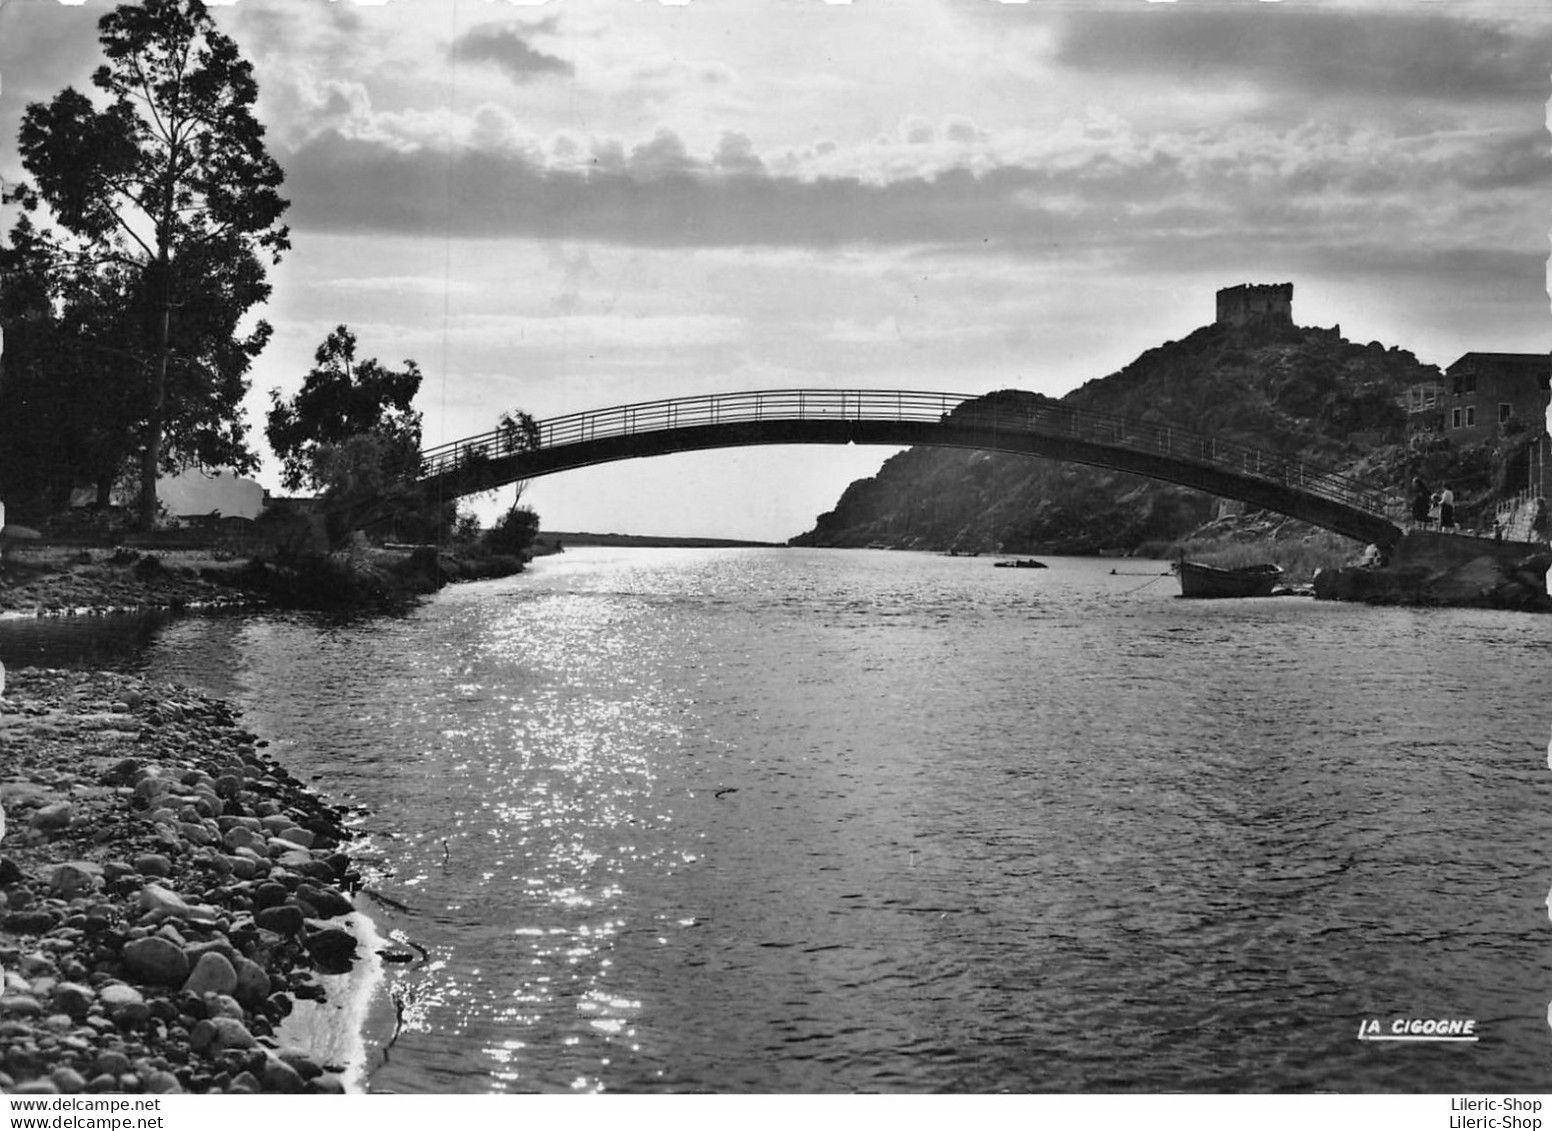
[{"left": 792, "top": 319, "right": 1528, "bottom": 556}]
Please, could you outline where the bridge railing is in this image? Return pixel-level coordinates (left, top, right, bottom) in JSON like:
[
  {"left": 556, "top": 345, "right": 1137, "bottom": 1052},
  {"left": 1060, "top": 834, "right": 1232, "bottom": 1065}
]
[
  {"left": 419, "top": 388, "right": 1396, "bottom": 519},
  {"left": 418, "top": 389, "right": 971, "bottom": 477}
]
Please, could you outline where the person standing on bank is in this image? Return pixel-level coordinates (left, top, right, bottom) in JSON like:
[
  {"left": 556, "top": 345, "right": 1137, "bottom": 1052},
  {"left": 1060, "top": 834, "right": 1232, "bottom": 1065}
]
[
  {"left": 1438, "top": 484, "right": 1456, "bottom": 531},
  {"left": 1410, "top": 478, "right": 1431, "bottom": 529}
]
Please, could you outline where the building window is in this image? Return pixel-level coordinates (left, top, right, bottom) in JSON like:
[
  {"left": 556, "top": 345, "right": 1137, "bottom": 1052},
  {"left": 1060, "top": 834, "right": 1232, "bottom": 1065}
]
[
  {"left": 1465, "top": 406, "right": 1476, "bottom": 427},
  {"left": 1500, "top": 403, "right": 1513, "bottom": 423},
  {"left": 1464, "top": 373, "right": 1477, "bottom": 394},
  {"left": 1451, "top": 408, "right": 1462, "bottom": 428}
]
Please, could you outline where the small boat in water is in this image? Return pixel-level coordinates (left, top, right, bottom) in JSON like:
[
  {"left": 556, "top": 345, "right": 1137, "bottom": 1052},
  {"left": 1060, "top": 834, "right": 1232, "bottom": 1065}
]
[
  {"left": 1175, "top": 560, "right": 1282, "bottom": 598},
  {"left": 993, "top": 558, "right": 1047, "bottom": 569}
]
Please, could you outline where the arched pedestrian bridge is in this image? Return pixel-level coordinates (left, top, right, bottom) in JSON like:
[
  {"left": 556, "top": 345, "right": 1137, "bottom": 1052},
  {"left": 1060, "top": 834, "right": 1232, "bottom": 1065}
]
[{"left": 417, "top": 389, "right": 1404, "bottom": 547}]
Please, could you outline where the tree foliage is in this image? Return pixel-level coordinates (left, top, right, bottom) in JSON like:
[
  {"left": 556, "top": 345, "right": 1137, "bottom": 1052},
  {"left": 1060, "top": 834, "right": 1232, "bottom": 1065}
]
[
  {"left": 0, "top": 217, "right": 147, "bottom": 516},
  {"left": 12, "top": 0, "right": 289, "bottom": 526},
  {"left": 484, "top": 506, "right": 540, "bottom": 558},
  {"left": 266, "top": 326, "right": 439, "bottom": 549},
  {"left": 311, "top": 429, "right": 446, "bottom": 548},
  {"left": 497, "top": 410, "right": 541, "bottom": 455},
  {"left": 266, "top": 325, "right": 424, "bottom": 492}
]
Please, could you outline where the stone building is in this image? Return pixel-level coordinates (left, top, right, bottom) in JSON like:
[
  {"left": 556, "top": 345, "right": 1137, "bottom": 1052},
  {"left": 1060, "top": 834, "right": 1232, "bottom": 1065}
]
[
  {"left": 1433, "top": 352, "right": 1549, "bottom": 446},
  {"left": 1215, "top": 283, "right": 1293, "bottom": 327}
]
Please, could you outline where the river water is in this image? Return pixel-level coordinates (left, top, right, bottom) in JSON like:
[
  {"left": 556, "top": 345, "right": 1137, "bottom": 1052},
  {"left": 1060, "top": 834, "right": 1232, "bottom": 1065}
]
[{"left": 3, "top": 547, "right": 1550, "bottom": 1093}]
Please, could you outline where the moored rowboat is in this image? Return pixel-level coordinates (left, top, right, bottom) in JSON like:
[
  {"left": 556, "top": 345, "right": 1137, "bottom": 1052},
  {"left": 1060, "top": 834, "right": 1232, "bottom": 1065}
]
[{"left": 1175, "top": 560, "right": 1282, "bottom": 598}]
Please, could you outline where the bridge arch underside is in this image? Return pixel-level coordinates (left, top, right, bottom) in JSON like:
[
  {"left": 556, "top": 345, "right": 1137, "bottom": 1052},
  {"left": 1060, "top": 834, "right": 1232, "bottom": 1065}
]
[{"left": 421, "top": 419, "right": 1402, "bottom": 547}]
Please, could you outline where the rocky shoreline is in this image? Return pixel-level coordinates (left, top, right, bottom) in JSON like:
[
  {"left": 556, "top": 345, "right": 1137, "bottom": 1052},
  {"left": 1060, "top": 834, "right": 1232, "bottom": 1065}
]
[
  {"left": 0, "top": 667, "right": 371, "bottom": 1094},
  {"left": 1312, "top": 533, "right": 1551, "bottom": 612}
]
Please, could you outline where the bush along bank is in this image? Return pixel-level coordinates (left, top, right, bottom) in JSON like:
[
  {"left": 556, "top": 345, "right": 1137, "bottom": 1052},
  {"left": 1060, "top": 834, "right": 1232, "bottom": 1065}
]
[
  {"left": 235, "top": 546, "right": 526, "bottom": 613},
  {"left": 0, "top": 669, "right": 367, "bottom": 1094}
]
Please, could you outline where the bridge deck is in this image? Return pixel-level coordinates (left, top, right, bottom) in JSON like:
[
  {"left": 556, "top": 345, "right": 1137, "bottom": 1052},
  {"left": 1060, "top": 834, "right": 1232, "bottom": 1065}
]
[{"left": 417, "top": 389, "right": 1404, "bottom": 546}]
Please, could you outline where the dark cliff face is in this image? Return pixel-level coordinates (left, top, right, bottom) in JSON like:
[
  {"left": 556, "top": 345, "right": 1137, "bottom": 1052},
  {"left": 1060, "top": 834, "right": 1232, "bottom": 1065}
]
[{"left": 791, "top": 321, "right": 1442, "bottom": 554}]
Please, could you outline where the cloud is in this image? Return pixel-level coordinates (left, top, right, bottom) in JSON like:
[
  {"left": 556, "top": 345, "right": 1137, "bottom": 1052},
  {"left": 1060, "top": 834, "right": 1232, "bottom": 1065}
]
[
  {"left": 448, "top": 22, "right": 573, "bottom": 83},
  {"left": 282, "top": 130, "right": 1071, "bottom": 248},
  {"left": 311, "top": 275, "right": 478, "bottom": 296},
  {"left": 1453, "top": 127, "right": 1552, "bottom": 190},
  {"left": 630, "top": 130, "right": 695, "bottom": 177},
  {"left": 1053, "top": 9, "right": 1552, "bottom": 101},
  {"left": 0, "top": 2, "right": 103, "bottom": 113},
  {"left": 713, "top": 133, "right": 764, "bottom": 174},
  {"left": 275, "top": 110, "right": 1547, "bottom": 300},
  {"left": 230, "top": 0, "right": 362, "bottom": 57}
]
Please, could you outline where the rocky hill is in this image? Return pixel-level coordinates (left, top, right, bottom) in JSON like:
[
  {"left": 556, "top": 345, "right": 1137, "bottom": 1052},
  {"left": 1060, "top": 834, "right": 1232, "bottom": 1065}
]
[{"left": 791, "top": 319, "right": 1518, "bottom": 555}]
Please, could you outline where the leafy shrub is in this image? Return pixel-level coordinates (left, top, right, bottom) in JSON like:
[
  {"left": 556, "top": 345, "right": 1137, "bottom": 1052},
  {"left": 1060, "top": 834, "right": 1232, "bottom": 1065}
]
[{"left": 484, "top": 506, "right": 539, "bottom": 558}]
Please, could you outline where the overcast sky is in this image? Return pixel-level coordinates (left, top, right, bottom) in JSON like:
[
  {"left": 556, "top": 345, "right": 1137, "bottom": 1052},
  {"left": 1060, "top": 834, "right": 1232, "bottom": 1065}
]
[{"left": 2, "top": 0, "right": 1549, "bottom": 540}]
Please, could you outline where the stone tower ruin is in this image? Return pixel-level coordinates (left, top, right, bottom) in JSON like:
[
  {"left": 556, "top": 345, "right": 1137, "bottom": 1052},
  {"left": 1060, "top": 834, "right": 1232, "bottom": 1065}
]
[{"left": 1216, "top": 283, "right": 1293, "bottom": 327}]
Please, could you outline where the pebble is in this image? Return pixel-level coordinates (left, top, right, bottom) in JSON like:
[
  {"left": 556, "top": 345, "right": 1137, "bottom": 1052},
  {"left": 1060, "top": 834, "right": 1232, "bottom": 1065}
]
[
  {"left": 274, "top": 827, "right": 314, "bottom": 849},
  {"left": 253, "top": 905, "right": 304, "bottom": 936},
  {"left": 179, "top": 822, "right": 216, "bottom": 847},
  {"left": 133, "top": 777, "right": 169, "bottom": 805},
  {"left": 50, "top": 1066, "right": 87, "bottom": 1094},
  {"left": 120, "top": 935, "right": 189, "bottom": 987},
  {"left": 276, "top": 1047, "right": 324, "bottom": 1080},
  {"left": 0, "top": 994, "right": 42, "bottom": 1016},
  {"left": 204, "top": 994, "right": 245, "bottom": 1021},
  {"left": 261, "top": 1055, "right": 305, "bottom": 1093},
  {"left": 52, "top": 983, "right": 94, "bottom": 1019},
  {"left": 223, "top": 826, "right": 262, "bottom": 852},
  {"left": 6, "top": 910, "right": 59, "bottom": 934},
  {"left": 30, "top": 802, "right": 73, "bottom": 832},
  {"left": 133, "top": 854, "right": 173, "bottom": 878},
  {"left": 273, "top": 848, "right": 314, "bottom": 870},
  {"left": 111, "top": 1001, "right": 153, "bottom": 1027},
  {"left": 224, "top": 854, "right": 260, "bottom": 880},
  {"left": 93, "top": 1050, "right": 132, "bottom": 1076},
  {"left": 139, "top": 883, "right": 193, "bottom": 917},
  {"left": 232, "top": 957, "right": 270, "bottom": 1004},
  {"left": 97, "top": 983, "right": 144, "bottom": 1008},
  {"left": 295, "top": 882, "right": 354, "bottom": 919},
  {"left": 254, "top": 882, "right": 289, "bottom": 910},
  {"left": 196, "top": 1016, "right": 254, "bottom": 1052},
  {"left": 11, "top": 1078, "right": 60, "bottom": 1094},
  {"left": 183, "top": 953, "right": 238, "bottom": 997},
  {"left": 305, "top": 928, "right": 357, "bottom": 974},
  {"left": 144, "top": 1069, "right": 182, "bottom": 1093},
  {"left": 49, "top": 861, "right": 102, "bottom": 897}
]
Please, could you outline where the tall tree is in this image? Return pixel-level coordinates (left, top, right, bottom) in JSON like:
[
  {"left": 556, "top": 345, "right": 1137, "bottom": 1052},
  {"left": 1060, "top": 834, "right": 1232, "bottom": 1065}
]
[
  {"left": 265, "top": 325, "right": 424, "bottom": 492},
  {"left": 16, "top": 0, "right": 289, "bottom": 527}
]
